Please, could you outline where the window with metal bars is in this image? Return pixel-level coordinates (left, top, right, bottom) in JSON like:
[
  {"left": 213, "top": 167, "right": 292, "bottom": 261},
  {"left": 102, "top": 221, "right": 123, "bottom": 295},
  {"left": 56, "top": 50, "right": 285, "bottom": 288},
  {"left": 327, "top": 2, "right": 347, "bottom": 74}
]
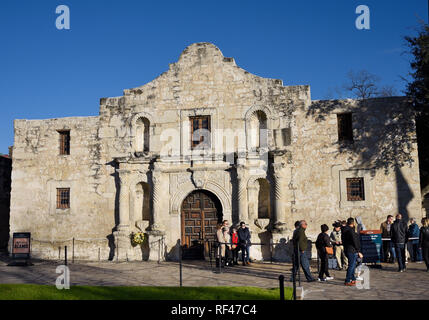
[
  {"left": 190, "top": 116, "right": 211, "bottom": 149},
  {"left": 337, "top": 113, "right": 353, "bottom": 142},
  {"left": 56, "top": 188, "right": 70, "bottom": 209},
  {"left": 346, "top": 178, "right": 365, "bottom": 201},
  {"left": 58, "top": 131, "right": 70, "bottom": 155}
]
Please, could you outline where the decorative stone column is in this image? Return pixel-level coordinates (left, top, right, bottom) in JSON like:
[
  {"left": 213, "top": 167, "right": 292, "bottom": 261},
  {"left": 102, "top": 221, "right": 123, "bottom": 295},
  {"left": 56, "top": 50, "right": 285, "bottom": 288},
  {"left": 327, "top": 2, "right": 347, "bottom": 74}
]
[
  {"left": 147, "top": 168, "right": 166, "bottom": 261},
  {"left": 151, "top": 169, "right": 165, "bottom": 231},
  {"left": 270, "top": 160, "right": 294, "bottom": 262},
  {"left": 236, "top": 165, "right": 248, "bottom": 223},
  {"left": 272, "top": 162, "right": 288, "bottom": 232},
  {"left": 247, "top": 183, "right": 259, "bottom": 221},
  {"left": 113, "top": 169, "right": 131, "bottom": 261},
  {"left": 118, "top": 170, "right": 130, "bottom": 231}
]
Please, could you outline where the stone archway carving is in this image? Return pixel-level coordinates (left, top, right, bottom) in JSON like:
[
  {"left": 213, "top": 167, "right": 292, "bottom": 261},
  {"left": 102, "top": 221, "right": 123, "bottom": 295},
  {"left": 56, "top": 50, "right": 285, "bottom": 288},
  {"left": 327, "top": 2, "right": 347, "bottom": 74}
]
[
  {"left": 247, "top": 174, "right": 269, "bottom": 188},
  {"left": 127, "top": 173, "right": 149, "bottom": 191},
  {"left": 170, "top": 180, "right": 232, "bottom": 220}
]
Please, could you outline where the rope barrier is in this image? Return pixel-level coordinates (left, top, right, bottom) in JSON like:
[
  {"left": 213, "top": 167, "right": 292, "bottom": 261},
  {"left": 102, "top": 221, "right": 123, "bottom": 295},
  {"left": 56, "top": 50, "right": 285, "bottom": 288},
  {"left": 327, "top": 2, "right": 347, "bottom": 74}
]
[
  {"left": 382, "top": 237, "right": 419, "bottom": 241},
  {"left": 31, "top": 237, "right": 108, "bottom": 243}
]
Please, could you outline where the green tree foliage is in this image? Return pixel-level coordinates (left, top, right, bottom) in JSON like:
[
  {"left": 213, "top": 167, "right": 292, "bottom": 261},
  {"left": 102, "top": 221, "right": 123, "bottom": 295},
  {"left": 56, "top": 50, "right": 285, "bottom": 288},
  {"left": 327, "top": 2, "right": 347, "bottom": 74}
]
[{"left": 405, "top": 24, "right": 429, "bottom": 191}]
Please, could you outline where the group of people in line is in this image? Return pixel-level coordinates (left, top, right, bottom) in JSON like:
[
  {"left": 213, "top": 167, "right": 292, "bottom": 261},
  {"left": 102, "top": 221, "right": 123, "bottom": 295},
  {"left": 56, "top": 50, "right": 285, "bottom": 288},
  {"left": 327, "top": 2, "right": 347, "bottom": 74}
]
[
  {"left": 292, "top": 215, "right": 429, "bottom": 287},
  {"left": 214, "top": 214, "right": 429, "bottom": 286},
  {"left": 215, "top": 220, "right": 251, "bottom": 267},
  {"left": 380, "top": 215, "right": 429, "bottom": 268}
]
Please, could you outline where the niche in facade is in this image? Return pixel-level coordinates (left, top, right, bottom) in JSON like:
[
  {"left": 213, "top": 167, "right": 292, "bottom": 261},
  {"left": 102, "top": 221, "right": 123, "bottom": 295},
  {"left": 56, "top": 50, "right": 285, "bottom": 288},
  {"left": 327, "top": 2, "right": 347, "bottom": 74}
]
[
  {"left": 257, "top": 178, "right": 271, "bottom": 219},
  {"left": 274, "top": 128, "right": 291, "bottom": 148},
  {"left": 135, "top": 117, "right": 150, "bottom": 153},
  {"left": 135, "top": 182, "right": 151, "bottom": 223},
  {"left": 249, "top": 110, "right": 268, "bottom": 150}
]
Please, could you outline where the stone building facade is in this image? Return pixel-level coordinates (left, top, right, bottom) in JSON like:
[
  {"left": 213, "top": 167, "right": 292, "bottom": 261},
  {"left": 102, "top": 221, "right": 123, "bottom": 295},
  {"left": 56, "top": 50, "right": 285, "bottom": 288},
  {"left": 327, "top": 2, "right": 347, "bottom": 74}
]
[
  {"left": 9, "top": 43, "right": 423, "bottom": 261},
  {"left": 0, "top": 154, "right": 12, "bottom": 252}
]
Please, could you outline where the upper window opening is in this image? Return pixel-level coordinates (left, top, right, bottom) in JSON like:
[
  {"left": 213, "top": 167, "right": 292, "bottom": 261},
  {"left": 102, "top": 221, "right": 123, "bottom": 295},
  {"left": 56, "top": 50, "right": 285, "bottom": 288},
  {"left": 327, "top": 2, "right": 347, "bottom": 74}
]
[
  {"left": 190, "top": 115, "right": 211, "bottom": 149},
  {"left": 58, "top": 130, "right": 70, "bottom": 155},
  {"left": 337, "top": 113, "right": 353, "bottom": 143}
]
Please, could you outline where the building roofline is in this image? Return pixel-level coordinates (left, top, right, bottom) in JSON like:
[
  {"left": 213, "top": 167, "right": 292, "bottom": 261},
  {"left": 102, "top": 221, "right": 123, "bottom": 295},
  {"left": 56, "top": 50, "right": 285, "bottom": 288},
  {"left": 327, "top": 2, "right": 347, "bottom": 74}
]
[{"left": 13, "top": 115, "right": 100, "bottom": 122}]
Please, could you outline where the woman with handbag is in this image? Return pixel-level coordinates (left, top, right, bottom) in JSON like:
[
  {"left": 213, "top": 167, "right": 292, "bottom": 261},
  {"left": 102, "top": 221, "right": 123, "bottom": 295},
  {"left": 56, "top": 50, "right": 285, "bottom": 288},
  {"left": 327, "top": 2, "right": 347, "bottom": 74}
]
[{"left": 316, "top": 224, "right": 334, "bottom": 282}]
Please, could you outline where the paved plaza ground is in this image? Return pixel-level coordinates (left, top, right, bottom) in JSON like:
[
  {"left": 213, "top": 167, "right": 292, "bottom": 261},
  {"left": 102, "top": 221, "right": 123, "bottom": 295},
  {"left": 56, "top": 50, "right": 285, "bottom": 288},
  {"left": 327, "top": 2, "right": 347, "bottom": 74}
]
[{"left": 0, "top": 254, "right": 428, "bottom": 300}]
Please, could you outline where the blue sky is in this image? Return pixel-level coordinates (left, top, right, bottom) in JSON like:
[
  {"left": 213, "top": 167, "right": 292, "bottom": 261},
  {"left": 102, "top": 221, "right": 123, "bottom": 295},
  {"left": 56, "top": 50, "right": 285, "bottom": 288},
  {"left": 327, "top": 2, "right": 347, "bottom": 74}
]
[{"left": 0, "top": 0, "right": 427, "bottom": 154}]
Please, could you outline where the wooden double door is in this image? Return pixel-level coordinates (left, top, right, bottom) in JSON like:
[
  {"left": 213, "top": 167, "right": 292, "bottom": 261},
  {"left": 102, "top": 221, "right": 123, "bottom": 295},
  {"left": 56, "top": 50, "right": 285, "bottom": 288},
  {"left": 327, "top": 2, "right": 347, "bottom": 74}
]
[{"left": 181, "top": 190, "right": 221, "bottom": 259}]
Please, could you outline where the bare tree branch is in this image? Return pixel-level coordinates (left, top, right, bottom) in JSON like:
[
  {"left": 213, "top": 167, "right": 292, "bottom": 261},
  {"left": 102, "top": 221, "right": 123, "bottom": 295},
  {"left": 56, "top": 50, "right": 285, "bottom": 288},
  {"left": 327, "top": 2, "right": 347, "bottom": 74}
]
[{"left": 343, "top": 70, "right": 380, "bottom": 100}]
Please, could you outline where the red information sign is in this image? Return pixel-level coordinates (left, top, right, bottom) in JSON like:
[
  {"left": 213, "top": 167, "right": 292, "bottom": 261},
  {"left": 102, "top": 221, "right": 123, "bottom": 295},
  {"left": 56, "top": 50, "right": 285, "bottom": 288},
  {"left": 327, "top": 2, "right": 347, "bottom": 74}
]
[
  {"left": 13, "top": 237, "right": 30, "bottom": 254},
  {"left": 11, "top": 232, "right": 31, "bottom": 259}
]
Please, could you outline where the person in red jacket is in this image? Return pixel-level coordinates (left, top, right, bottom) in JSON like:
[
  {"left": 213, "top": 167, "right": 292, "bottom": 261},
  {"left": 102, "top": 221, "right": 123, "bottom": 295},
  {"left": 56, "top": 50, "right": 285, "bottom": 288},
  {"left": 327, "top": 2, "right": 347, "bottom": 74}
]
[{"left": 231, "top": 227, "right": 240, "bottom": 265}]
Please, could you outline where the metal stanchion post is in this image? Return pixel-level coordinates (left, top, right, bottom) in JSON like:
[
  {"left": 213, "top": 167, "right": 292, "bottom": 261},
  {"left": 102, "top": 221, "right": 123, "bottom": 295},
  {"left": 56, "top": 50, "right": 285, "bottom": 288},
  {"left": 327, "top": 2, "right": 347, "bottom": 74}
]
[
  {"left": 270, "top": 238, "right": 273, "bottom": 264},
  {"left": 317, "top": 251, "right": 320, "bottom": 274},
  {"left": 279, "top": 275, "right": 285, "bottom": 301},
  {"left": 292, "top": 251, "right": 297, "bottom": 300},
  {"left": 158, "top": 238, "right": 161, "bottom": 264},
  {"left": 297, "top": 242, "right": 301, "bottom": 287},
  {"left": 65, "top": 246, "right": 68, "bottom": 266},
  {"left": 218, "top": 244, "right": 222, "bottom": 274},
  {"left": 209, "top": 241, "right": 212, "bottom": 269},
  {"left": 179, "top": 239, "right": 182, "bottom": 287}
]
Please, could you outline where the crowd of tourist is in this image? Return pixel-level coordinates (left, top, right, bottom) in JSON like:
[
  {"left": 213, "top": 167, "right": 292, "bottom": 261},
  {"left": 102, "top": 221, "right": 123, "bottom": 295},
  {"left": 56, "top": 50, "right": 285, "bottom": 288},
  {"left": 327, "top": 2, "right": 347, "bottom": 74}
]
[
  {"left": 291, "top": 214, "right": 429, "bottom": 286},
  {"left": 215, "top": 214, "right": 429, "bottom": 286}
]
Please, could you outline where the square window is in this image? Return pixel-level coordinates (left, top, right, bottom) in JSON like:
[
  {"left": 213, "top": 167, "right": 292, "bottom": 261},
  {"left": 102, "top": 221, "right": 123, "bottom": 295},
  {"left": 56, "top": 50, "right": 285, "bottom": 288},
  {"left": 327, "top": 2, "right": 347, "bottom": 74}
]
[
  {"left": 346, "top": 178, "right": 365, "bottom": 201},
  {"left": 57, "top": 188, "right": 70, "bottom": 209}
]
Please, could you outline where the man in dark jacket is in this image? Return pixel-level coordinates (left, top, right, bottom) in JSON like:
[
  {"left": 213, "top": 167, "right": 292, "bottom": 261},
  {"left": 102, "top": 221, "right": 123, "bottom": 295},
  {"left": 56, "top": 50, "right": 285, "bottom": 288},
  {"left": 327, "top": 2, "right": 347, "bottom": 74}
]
[
  {"left": 408, "top": 218, "right": 422, "bottom": 262},
  {"left": 292, "top": 220, "right": 316, "bottom": 282},
  {"left": 380, "top": 215, "right": 396, "bottom": 263},
  {"left": 237, "top": 222, "right": 251, "bottom": 266},
  {"left": 419, "top": 217, "right": 429, "bottom": 272},
  {"left": 391, "top": 214, "right": 408, "bottom": 272},
  {"left": 342, "top": 217, "right": 362, "bottom": 286}
]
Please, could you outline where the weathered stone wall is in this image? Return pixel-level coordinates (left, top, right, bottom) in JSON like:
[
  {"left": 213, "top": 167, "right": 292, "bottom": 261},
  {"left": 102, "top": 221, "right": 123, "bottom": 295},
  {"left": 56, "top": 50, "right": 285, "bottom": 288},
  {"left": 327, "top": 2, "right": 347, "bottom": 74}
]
[
  {"left": 0, "top": 155, "right": 11, "bottom": 252},
  {"left": 9, "top": 116, "right": 116, "bottom": 260},
  {"left": 293, "top": 98, "right": 423, "bottom": 240}
]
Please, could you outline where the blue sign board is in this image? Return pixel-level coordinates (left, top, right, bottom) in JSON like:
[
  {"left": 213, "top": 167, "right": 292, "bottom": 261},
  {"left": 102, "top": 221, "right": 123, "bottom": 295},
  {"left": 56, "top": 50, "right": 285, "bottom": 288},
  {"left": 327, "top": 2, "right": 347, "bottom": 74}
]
[{"left": 360, "top": 232, "right": 382, "bottom": 264}]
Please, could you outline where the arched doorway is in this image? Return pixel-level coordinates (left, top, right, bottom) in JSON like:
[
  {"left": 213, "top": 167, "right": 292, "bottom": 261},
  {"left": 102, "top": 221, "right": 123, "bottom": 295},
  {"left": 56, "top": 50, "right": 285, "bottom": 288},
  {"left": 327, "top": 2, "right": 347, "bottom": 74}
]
[{"left": 181, "top": 190, "right": 223, "bottom": 259}]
